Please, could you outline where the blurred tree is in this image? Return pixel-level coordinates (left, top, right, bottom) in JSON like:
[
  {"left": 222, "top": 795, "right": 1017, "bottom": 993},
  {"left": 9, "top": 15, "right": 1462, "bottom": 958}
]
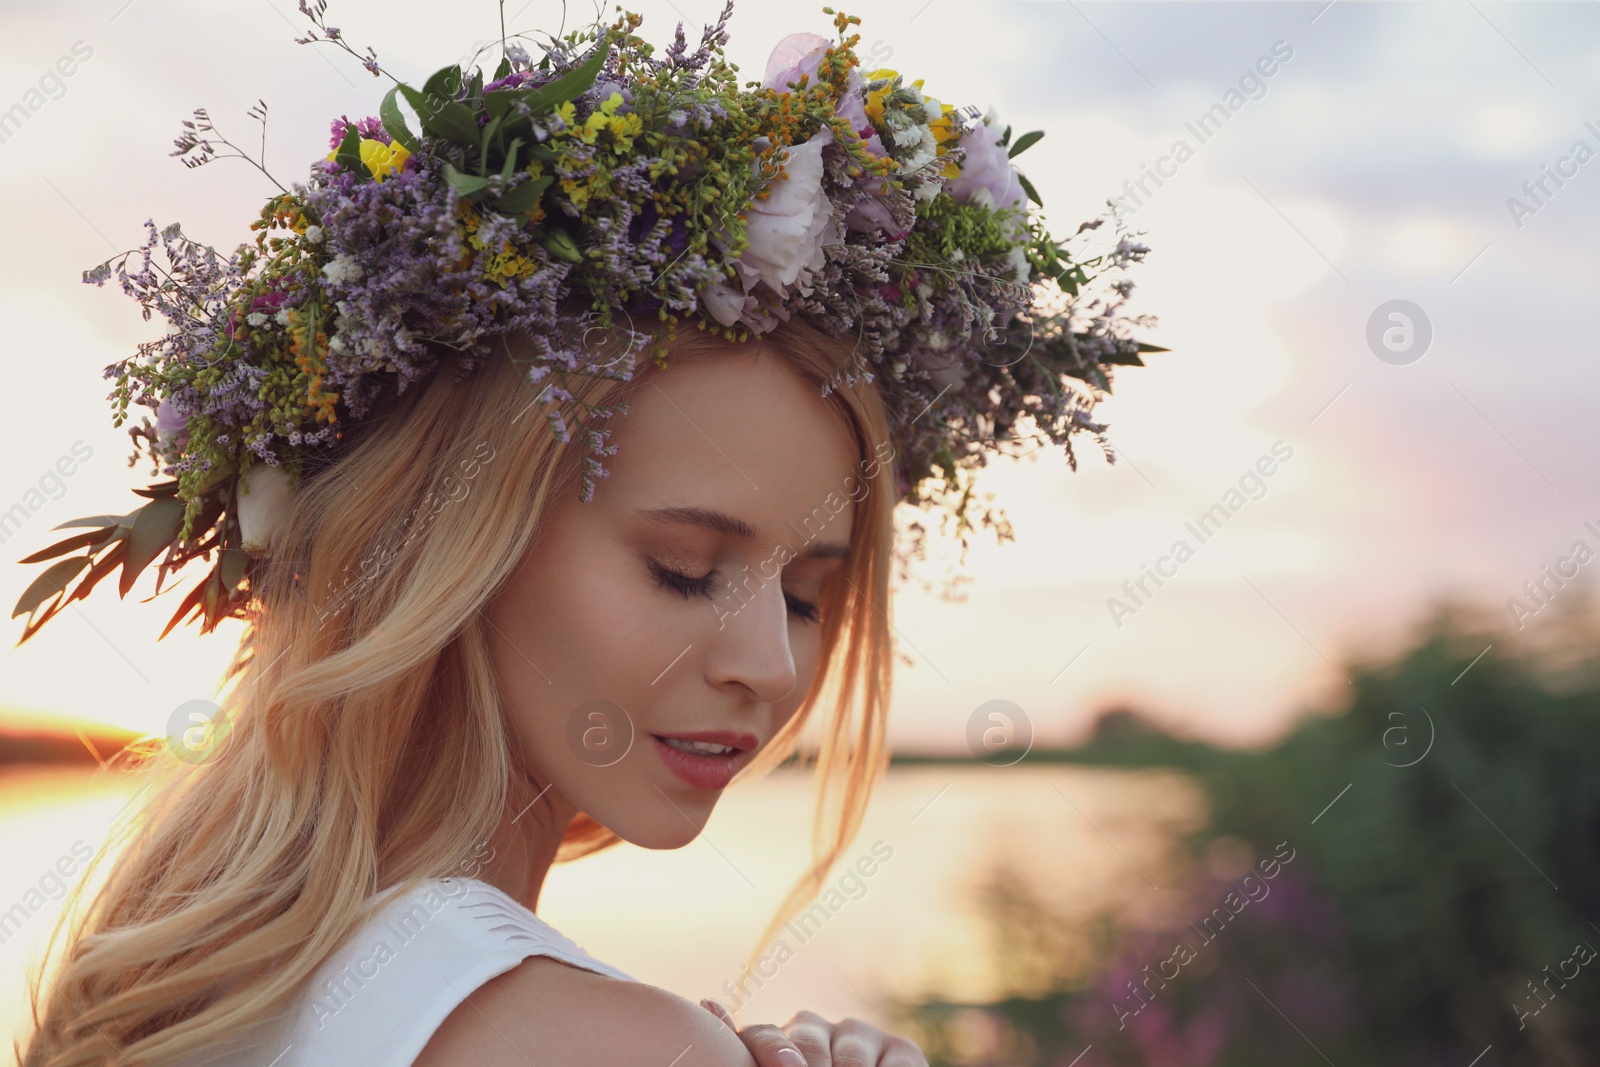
[{"left": 897, "top": 592, "right": 1600, "bottom": 1066}]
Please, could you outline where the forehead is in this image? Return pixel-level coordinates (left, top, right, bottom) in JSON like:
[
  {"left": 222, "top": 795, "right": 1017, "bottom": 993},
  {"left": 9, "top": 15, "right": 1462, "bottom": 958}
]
[{"left": 588, "top": 348, "right": 861, "bottom": 543}]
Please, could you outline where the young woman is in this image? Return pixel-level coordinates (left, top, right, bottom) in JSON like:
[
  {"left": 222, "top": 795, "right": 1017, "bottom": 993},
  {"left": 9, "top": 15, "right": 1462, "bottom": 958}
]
[
  {"left": 12, "top": 2, "right": 1158, "bottom": 1062},
  {"left": 20, "top": 316, "right": 911, "bottom": 1066}
]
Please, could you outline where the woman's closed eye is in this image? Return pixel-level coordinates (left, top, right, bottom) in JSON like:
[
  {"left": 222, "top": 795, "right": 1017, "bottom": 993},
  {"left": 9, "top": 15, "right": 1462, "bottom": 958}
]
[{"left": 647, "top": 559, "right": 820, "bottom": 623}]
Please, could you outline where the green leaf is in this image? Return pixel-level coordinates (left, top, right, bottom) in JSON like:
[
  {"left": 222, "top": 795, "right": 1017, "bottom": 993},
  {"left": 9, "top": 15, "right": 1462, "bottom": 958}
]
[
  {"left": 50, "top": 513, "right": 132, "bottom": 532},
  {"left": 68, "top": 541, "right": 127, "bottom": 605},
  {"left": 1136, "top": 341, "right": 1172, "bottom": 354},
  {"left": 333, "top": 122, "right": 373, "bottom": 181},
  {"left": 131, "top": 479, "right": 180, "bottom": 499},
  {"left": 1008, "top": 130, "right": 1044, "bottom": 158},
  {"left": 517, "top": 31, "right": 610, "bottom": 114},
  {"left": 494, "top": 54, "right": 511, "bottom": 81},
  {"left": 544, "top": 228, "right": 584, "bottom": 263},
  {"left": 484, "top": 88, "right": 523, "bottom": 121},
  {"left": 1017, "top": 170, "right": 1043, "bottom": 207},
  {"left": 17, "top": 527, "right": 120, "bottom": 565},
  {"left": 13, "top": 556, "right": 88, "bottom": 618},
  {"left": 441, "top": 160, "right": 489, "bottom": 197},
  {"left": 159, "top": 578, "right": 209, "bottom": 640},
  {"left": 418, "top": 100, "right": 482, "bottom": 147},
  {"left": 491, "top": 174, "right": 552, "bottom": 215},
  {"left": 218, "top": 547, "right": 250, "bottom": 594},
  {"left": 119, "top": 496, "right": 185, "bottom": 597},
  {"left": 479, "top": 112, "right": 506, "bottom": 160},
  {"left": 1000, "top": 124, "right": 1012, "bottom": 147},
  {"left": 1103, "top": 350, "right": 1146, "bottom": 367},
  {"left": 498, "top": 137, "right": 525, "bottom": 183},
  {"left": 422, "top": 64, "right": 465, "bottom": 108},
  {"left": 380, "top": 84, "right": 424, "bottom": 157}
]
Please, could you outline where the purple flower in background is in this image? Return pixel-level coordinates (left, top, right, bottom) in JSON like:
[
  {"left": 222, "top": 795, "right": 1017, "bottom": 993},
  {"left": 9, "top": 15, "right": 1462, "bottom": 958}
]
[
  {"left": 156, "top": 396, "right": 189, "bottom": 453},
  {"left": 946, "top": 111, "right": 1025, "bottom": 212}
]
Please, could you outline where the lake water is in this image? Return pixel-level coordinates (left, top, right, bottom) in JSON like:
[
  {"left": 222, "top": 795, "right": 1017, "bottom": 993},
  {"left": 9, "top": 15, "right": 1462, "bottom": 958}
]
[{"left": 0, "top": 762, "right": 1203, "bottom": 1050}]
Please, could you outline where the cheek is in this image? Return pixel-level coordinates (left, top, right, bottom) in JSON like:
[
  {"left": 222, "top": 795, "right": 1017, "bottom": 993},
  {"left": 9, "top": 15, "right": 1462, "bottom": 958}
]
[{"left": 494, "top": 534, "right": 678, "bottom": 754}]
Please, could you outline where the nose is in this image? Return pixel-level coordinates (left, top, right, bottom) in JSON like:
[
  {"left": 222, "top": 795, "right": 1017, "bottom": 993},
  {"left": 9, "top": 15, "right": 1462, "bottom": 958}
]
[{"left": 703, "top": 565, "right": 798, "bottom": 704}]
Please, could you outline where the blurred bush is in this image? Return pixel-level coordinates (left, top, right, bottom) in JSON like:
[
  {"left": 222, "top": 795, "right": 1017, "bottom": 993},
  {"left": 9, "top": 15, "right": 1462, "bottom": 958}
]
[{"left": 898, "top": 592, "right": 1600, "bottom": 1066}]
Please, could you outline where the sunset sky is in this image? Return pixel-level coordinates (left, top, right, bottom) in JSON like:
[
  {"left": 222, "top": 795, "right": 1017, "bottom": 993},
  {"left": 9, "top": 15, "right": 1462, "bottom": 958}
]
[{"left": 2, "top": 0, "right": 1596, "bottom": 750}]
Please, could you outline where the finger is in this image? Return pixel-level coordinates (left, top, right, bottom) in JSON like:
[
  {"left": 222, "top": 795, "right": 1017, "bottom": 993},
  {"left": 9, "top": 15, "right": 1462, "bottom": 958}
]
[
  {"left": 699, "top": 998, "right": 738, "bottom": 1034},
  {"left": 783, "top": 1012, "right": 833, "bottom": 1066},
  {"left": 827, "top": 1018, "right": 879, "bottom": 1067},
  {"left": 734, "top": 1021, "right": 814, "bottom": 1067},
  {"left": 876, "top": 1035, "right": 930, "bottom": 1067}
]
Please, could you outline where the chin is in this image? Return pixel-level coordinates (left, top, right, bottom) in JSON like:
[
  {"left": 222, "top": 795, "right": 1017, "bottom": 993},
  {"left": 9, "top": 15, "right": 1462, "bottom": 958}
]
[{"left": 598, "top": 797, "right": 716, "bottom": 851}]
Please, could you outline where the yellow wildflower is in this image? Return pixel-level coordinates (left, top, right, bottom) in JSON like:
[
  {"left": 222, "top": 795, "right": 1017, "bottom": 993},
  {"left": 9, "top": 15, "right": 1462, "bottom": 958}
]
[
  {"left": 324, "top": 138, "right": 412, "bottom": 182},
  {"left": 914, "top": 85, "right": 963, "bottom": 180},
  {"left": 561, "top": 177, "right": 592, "bottom": 211},
  {"left": 863, "top": 68, "right": 898, "bottom": 127}
]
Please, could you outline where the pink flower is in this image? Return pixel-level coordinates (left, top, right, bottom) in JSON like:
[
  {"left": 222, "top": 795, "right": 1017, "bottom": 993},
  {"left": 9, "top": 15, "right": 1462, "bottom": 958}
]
[
  {"left": 761, "top": 32, "right": 833, "bottom": 93},
  {"left": 762, "top": 33, "right": 887, "bottom": 158},
  {"left": 155, "top": 397, "right": 189, "bottom": 454},
  {"left": 703, "top": 127, "right": 842, "bottom": 332},
  {"left": 946, "top": 113, "right": 1026, "bottom": 212}
]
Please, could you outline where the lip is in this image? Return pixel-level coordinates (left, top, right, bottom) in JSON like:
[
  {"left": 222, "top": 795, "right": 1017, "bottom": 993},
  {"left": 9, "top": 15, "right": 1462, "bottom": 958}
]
[
  {"left": 651, "top": 730, "right": 760, "bottom": 790},
  {"left": 653, "top": 729, "right": 759, "bottom": 752}
]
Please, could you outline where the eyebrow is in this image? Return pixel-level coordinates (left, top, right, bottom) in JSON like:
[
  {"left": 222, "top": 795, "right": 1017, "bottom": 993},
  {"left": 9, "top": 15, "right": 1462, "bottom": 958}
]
[{"left": 636, "top": 505, "right": 852, "bottom": 559}]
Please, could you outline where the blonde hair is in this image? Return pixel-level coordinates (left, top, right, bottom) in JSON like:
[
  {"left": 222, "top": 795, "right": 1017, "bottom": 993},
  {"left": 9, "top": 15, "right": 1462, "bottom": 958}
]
[{"left": 19, "top": 314, "right": 897, "bottom": 1066}]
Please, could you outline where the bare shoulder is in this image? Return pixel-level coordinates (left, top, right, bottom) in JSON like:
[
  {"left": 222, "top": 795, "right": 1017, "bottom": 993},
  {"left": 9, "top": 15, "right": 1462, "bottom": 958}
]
[{"left": 412, "top": 955, "right": 757, "bottom": 1067}]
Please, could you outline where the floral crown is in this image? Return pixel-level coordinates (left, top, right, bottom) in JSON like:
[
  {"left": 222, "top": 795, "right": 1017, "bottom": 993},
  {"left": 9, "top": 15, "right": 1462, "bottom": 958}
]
[{"left": 12, "top": 0, "right": 1164, "bottom": 643}]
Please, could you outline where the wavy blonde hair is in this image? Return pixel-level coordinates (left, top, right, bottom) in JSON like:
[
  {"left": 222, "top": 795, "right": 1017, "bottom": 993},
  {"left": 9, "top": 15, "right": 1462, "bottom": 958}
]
[{"left": 19, "top": 313, "right": 897, "bottom": 1066}]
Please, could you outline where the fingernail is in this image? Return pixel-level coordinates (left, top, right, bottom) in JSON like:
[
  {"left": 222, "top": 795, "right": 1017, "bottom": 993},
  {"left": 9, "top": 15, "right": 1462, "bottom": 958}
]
[{"left": 776, "top": 1050, "right": 806, "bottom": 1067}]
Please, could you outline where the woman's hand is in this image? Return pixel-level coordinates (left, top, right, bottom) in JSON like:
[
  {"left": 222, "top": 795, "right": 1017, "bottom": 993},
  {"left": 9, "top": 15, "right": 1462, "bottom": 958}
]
[{"left": 700, "top": 999, "right": 930, "bottom": 1067}]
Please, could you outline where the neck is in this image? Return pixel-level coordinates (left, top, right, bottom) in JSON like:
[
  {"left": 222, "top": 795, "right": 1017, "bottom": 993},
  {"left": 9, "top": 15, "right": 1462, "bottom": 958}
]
[{"left": 476, "top": 775, "right": 579, "bottom": 911}]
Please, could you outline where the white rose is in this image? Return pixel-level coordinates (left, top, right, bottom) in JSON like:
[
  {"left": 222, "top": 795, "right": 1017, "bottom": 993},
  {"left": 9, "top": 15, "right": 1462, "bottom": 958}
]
[
  {"left": 236, "top": 463, "right": 295, "bottom": 557},
  {"left": 704, "top": 127, "right": 842, "bottom": 330}
]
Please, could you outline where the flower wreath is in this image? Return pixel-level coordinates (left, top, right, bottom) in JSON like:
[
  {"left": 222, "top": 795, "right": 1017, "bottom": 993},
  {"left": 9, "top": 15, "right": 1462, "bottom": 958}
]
[{"left": 12, "top": 0, "right": 1165, "bottom": 643}]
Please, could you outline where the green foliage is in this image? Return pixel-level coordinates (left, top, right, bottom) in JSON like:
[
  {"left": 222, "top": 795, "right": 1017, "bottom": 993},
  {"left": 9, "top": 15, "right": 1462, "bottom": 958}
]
[{"left": 899, "top": 594, "right": 1600, "bottom": 1065}]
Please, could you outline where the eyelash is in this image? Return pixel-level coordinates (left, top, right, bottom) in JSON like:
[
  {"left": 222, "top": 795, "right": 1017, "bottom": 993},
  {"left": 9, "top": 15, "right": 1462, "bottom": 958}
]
[{"left": 647, "top": 560, "right": 821, "bottom": 624}]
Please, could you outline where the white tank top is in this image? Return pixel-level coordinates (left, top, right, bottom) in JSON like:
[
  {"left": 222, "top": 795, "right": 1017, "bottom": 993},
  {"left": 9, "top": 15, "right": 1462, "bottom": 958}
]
[{"left": 178, "top": 876, "right": 635, "bottom": 1066}]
